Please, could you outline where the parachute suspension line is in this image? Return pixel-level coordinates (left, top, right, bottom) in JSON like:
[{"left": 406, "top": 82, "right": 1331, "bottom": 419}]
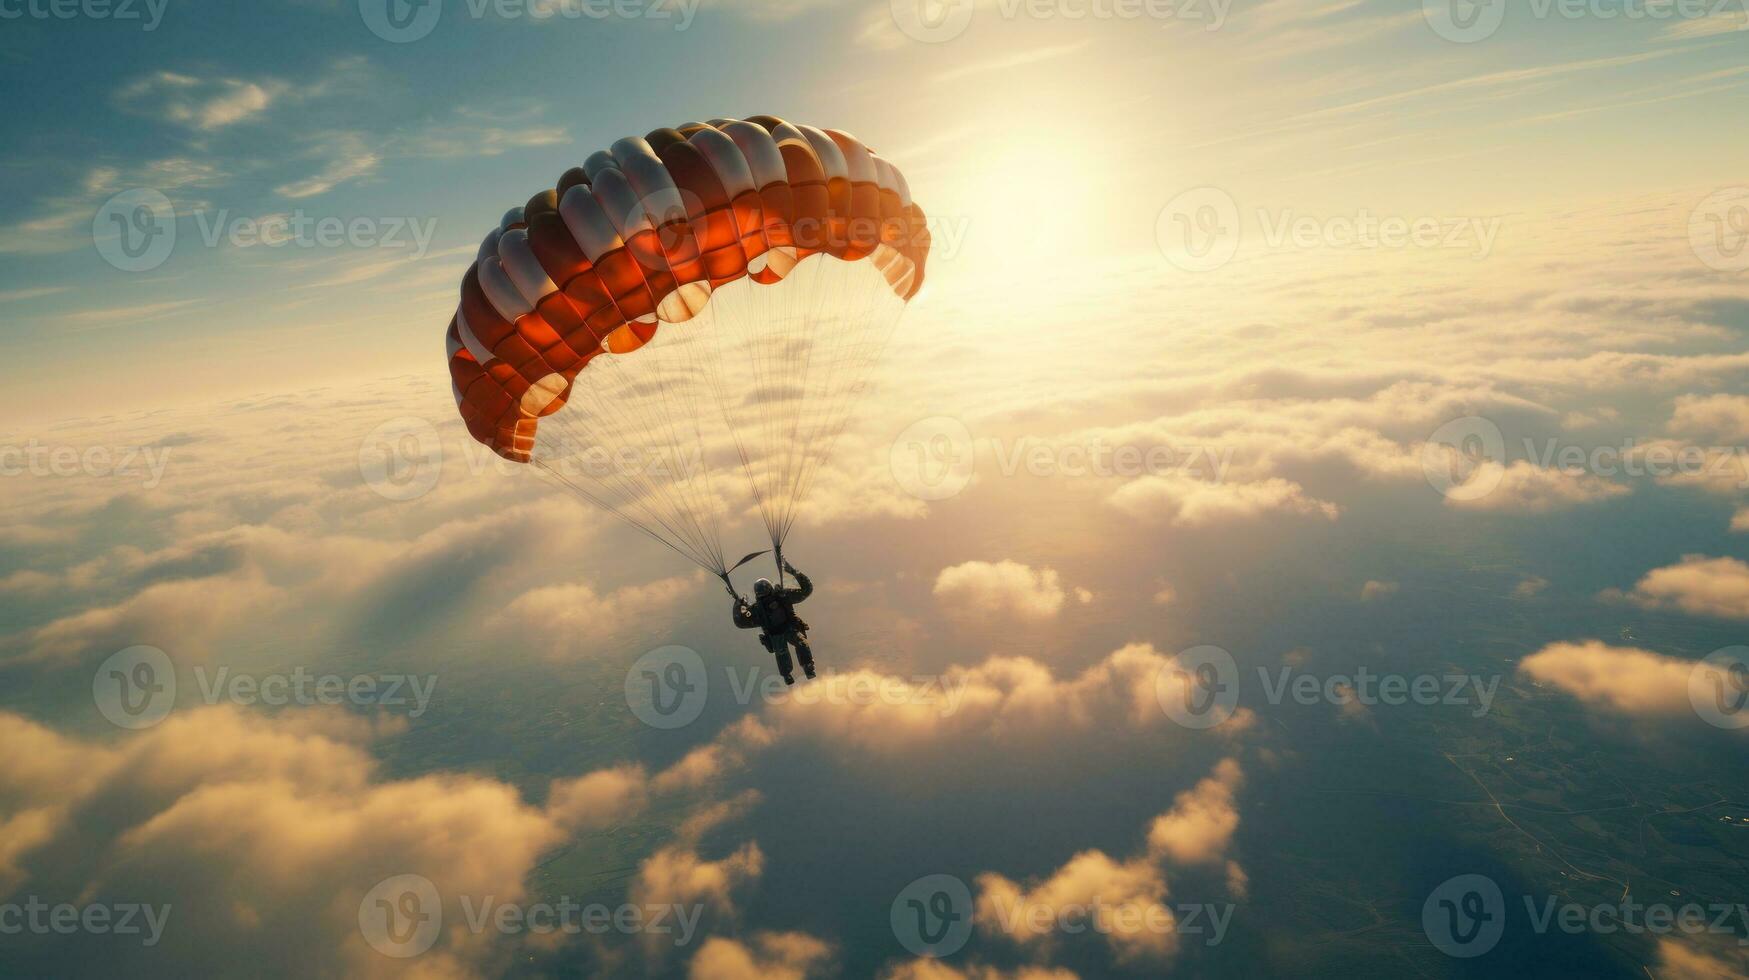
[
  {"left": 616, "top": 327, "right": 723, "bottom": 576},
  {"left": 751, "top": 255, "right": 818, "bottom": 558},
  {"left": 754, "top": 256, "right": 905, "bottom": 555},
  {"left": 697, "top": 259, "right": 797, "bottom": 556},
  {"left": 776, "top": 257, "right": 905, "bottom": 549},
  {"left": 759, "top": 255, "right": 807, "bottom": 548},
  {"left": 591, "top": 351, "right": 720, "bottom": 567},
  {"left": 764, "top": 255, "right": 830, "bottom": 559},
  {"left": 539, "top": 390, "right": 722, "bottom": 576},
  {"left": 628, "top": 218, "right": 757, "bottom": 580},
  {"left": 533, "top": 320, "right": 732, "bottom": 576},
  {"left": 540, "top": 200, "right": 786, "bottom": 583},
  {"left": 531, "top": 456, "right": 725, "bottom": 576},
  {"left": 692, "top": 254, "right": 909, "bottom": 578},
  {"left": 776, "top": 254, "right": 839, "bottom": 544},
  {"left": 613, "top": 326, "right": 729, "bottom": 573},
  {"left": 760, "top": 254, "right": 831, "bottom": 553},
  {"left": 642, "top": 325, "right": 731, "bottom": 574},
  {"left": 536, "top": 253, "right": 913, "bottom": 585},
  {"left": 697, "top": 277, "right": 781, "bottom": 559}
]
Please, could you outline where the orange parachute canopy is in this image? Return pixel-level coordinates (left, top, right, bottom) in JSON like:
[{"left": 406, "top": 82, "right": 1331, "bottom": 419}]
[
  {"left": 446, "top": 116, "right": 929, "bottom": 463},
  {"left": 442, "top": 116, "right": 930, "bottom": 580}
]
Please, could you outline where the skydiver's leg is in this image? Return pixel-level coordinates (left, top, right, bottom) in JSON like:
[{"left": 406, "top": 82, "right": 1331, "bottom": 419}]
[
  {"left": 771, "top": 637, "right": 795, "bottom": 685},
  {"left": 794, "top": 633, "right": 816, "bottom": 680}
]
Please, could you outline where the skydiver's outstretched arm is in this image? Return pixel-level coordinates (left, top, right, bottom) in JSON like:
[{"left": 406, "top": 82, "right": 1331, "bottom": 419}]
[{"left": 782, "top": 562, "right": 812, "bottom": 603}]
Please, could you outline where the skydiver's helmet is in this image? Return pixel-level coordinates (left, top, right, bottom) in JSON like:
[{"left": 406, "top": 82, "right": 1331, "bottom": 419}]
[{"left": 753, "top": 578, "right": 774, "bottom": 598}]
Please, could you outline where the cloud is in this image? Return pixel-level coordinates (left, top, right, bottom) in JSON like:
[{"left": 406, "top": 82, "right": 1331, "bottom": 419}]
[
  {"left": 114, "top": 71, "right": 283, "bottom": 130},
  {"left": 852, "top": 5, "right": 909, "bottom": 48},
  {"left": 1668, "top": 393, "right": 1749, "bottom": 444},
  {"left": 548, "top": 721, "right": 769, "bottom": 835},
  {"left": 881, "top": 965, "right": 1080, "bottom": 980},
  {"left": 631, "top": 842, "right": 764, "bottom": 917},
  {"left": 0, "top": 713, "right": 122, "bottom": 894},
  {"left": 1444, "top": 461, "right": 1630, "bottom": 513},
  {"left": 0, "top": 500, "right": 614, "bottom": 669},
  {"left": 8, "top": 571, "right": 279, "bottom": 665},
  {"left": 1610, "top": 555, "right": 1749, "bottom": 619},
  {"left": 1145, "top": 758, "right": 1244, "bottom": 865},
  {"left": 1232, "top": 2, "right": 1421, "bottom": 61},
  {"left": 1653, "top": 936, "right": 1749, "bottom": 978},
  {"left": 1109, "top": 474, "right": 1340, "bottom": 527},
  {"left": 933, "top": 41, "right": 1093, "bottom": 84},
  {"left": 1360, "top": 580, "right": 1398, "bottom": 600},
  {"left": 545, "top": 763, "right": 651, "bottom": 832},
  {"left": 1634, "top": 440, "right": 1749, "bottom": 497},
  {"left": 274, "top": 132, "right": 381, "bottom": 198},
  {"left": 495, "top": 575, "right": 696, "bottom": 656},
  {"left": 55, "top": 298, "right": 208, "bottom": 331},
  {"left": 705, "top": 0, "right": 842, "bottom": 20},
  {"left": 688, "top": 931, "right": 833, "bottom": 980},
  {"left": 7, "top": 174, "right": 1749, "bottom": 976},
  {"left": 934, "top": 560, "right": 1073, "bottom": 621},
  {"left": 0, "top": 158, "right": 225, "bottom": 255},
  {"left": 396, "top": 106, "right": 571, "bottom": 159},
  {"left": 0, "top": 706, "right": 559, "bottom": 978},
  {"left": 766, "top": 644, "right": 1209, "bottom": 754},
  {"left": 0, "top": 286, "right": 70, "bottom": 303},
  {"left": 976, "top": 851, "right": 1175, "bottom": 963},
  {"left": 974, "top": 758, "right": 1245, "bottom": 965},
  {"left": 1302, "top": 50, "right": 1673, "bottom": 125},
  {"left": 1517, "top": 641, "right": 1694, "bottom": 718},
  {"left": 653, "top": 716, "right": 776, "bottom": 794},
  {"left": 1659, "top": 11, "right": 1749, "bottom": 40},
  {"left": 1514, "top": 576, "right": 1550, "bottom": 598},
  {"left": 0, "top": 700, "right": 782, "bottom": 977},
  {"left": 1070, "top": 382, "right": 1490, "bottom": 487}
]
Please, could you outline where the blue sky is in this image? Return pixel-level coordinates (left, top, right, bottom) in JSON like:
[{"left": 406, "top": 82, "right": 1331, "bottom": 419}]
[{"left": 1, "top": 0, "right": 1745, "bottom": 421}]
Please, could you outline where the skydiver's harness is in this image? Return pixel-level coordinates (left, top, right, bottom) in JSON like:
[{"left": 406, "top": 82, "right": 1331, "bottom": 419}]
[
  {"left": 753, "top": 596, "right": 809, "bottom": 651},
  {"left": 718, "top": 548, "right": 808, "bottom": 650}
]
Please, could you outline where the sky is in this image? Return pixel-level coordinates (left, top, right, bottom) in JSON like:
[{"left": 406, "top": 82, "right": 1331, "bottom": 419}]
[
  {"left": 3, "top": 1, "right": 1749, "bottom": 978},
  {"left": 0, "top": 0, "right": 1745, "bottom": 417}
]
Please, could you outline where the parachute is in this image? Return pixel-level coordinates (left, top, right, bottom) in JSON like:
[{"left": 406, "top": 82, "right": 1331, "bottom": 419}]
[{"left": 444, "top": 116, "right": 930, "bottom": 593}]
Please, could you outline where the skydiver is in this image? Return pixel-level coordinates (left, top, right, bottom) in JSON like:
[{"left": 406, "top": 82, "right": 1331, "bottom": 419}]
[{"left": 732, "top": 559, "right": 815, "bottom": 685}]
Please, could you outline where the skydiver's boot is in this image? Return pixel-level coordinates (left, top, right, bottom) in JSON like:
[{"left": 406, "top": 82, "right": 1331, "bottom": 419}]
[
  {"left": 796, "top": 640, "right": 816, "bottom": 681},
  {"left": 774, "top": 644, "right": 795, "bottom": 686}
]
